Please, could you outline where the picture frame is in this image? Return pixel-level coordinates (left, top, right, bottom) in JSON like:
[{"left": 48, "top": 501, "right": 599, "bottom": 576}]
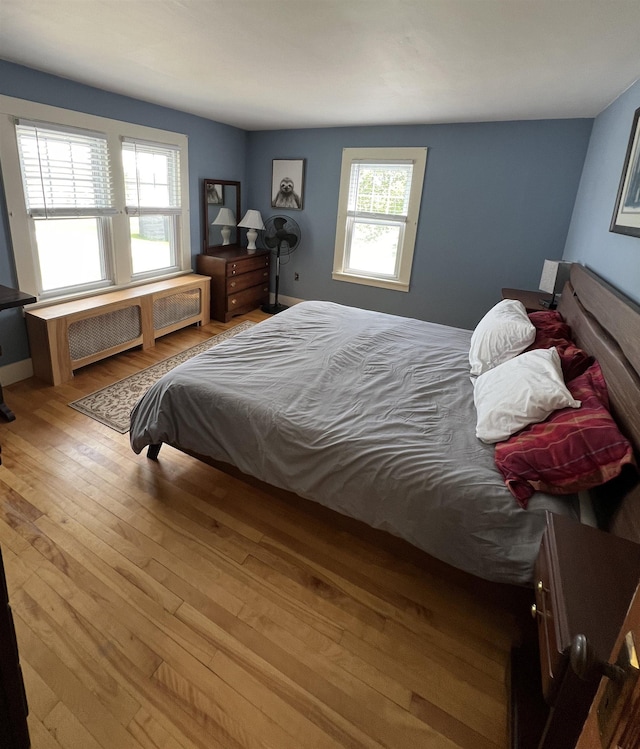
[
  {"left": 271, "top": 159, "right": 305, "bottom": 210},
  {"left": 206, "top": 182, "right": 224, "bottom": 205},
  {"left": 611, "top": 106, "right": 640, "bottom": 238}
]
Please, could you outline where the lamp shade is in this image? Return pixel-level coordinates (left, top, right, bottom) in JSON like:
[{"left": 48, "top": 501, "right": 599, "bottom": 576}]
[
  {"left": 238, "top": 209, "right": 265, "bottom": 253},
  {"left": 539, "top": 260, "right": 571, "bottom": 295},
  {"left": 211, "top": 207, "right": 236, "bottom": 226},
  {"left": 238, "top": 209, "right": 265, "bottom": 230}
]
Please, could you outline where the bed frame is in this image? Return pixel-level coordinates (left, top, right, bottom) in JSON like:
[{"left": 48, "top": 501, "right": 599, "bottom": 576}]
[
  {"left": 557, "top": 264, "right": 640, "bottom": 542},
  {"left": 146, "top": 263, "right": 640, "bottom": 554}
]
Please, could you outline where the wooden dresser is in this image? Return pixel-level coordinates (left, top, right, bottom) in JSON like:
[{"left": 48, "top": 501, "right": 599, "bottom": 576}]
[{"left": 196, "top": 247, "right": 270, "bottom": 322}]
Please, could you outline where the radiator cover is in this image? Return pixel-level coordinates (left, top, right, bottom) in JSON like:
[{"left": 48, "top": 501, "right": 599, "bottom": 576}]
[{"left": 68, "top": 306, "right": 142, "bottom": 362}]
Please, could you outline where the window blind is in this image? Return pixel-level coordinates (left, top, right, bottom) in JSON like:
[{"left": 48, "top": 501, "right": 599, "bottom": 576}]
[
  {"left": 122, "top": 138, "right": 181, "bottom": 216},
  {"left": 15, "top": 119, "right": 115, "bottom": 217},
  {"left": 347, "top": 161, "right": 413, "bottom": 221}
]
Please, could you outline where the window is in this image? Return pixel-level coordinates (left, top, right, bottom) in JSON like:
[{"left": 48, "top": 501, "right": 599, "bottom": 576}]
[
  {"left": 15, "top": 120, "right": 116, "bottom": 296},
  {"left": 333, "top": 147, "right": 427, "bottom": 292},
  {"left": 0, "top": 95, "right": 190, "bottom": 302},
  {"left": 122, "top": 139, "right": 181, "bottom": 277}
]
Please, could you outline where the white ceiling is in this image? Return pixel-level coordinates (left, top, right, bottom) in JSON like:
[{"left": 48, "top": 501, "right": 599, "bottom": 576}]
[{"left": 1, "top": 0, "right": 640, "bottom": 131}]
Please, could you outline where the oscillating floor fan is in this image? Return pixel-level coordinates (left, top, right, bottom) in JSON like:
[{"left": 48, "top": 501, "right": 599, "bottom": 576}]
[{"left": 260, "top": 215, "right": 301, "bottom": 314}]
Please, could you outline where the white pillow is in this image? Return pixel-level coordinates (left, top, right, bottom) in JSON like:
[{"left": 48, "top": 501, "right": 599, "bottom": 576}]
[
  {"left": 469, "top": 299, "right": 536, "bottom": 376},
  {"left": 474, "top": 347, "right": 581, "bottom": 444}
]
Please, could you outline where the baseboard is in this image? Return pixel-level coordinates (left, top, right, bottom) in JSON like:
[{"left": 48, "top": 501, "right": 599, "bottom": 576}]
[{"left": 0, "top": 358, "right": 33, "bottom": 386}]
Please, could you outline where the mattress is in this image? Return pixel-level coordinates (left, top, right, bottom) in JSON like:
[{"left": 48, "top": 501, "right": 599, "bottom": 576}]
[{"left": 130, "top": 300, "right": 576, "bottom": 585}]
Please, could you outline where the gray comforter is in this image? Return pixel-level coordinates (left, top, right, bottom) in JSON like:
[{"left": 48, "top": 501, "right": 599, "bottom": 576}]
[{"left": 130, "top": 300, "right": 575, "bottom": 585}]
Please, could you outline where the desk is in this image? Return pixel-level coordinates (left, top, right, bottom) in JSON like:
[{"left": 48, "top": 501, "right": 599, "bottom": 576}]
[{"left": 0, "top": 285, "right": 36, "bottom": 422}]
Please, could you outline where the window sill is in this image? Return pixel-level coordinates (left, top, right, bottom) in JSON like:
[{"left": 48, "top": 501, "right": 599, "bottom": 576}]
[
  {"left": 331, "top": 271, "right": 409, "bottom": 292},
  {"left": 27, "top": 270, "right": 191, "bottom": 310}
]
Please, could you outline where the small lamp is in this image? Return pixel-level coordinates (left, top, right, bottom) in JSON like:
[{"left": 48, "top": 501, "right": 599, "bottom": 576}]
[
  {"left": 539, "top": 260, "right": 572, "bottom": 309},
  {"left": 211, "top": 207, "right": 236, "bottom": 245},
  {"left": 238, "top": 209, "right": 265, "bottom": 253}
]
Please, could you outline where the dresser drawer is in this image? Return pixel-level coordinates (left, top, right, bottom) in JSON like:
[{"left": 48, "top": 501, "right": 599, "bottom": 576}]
[
  {"left": 227, "top": 283, "right": 269, "bottom": 312},
  {"left": 226, "top": 254, "right": 270, "bottom": 277},
  {"left": 534, "top": 533, "right": 567, "bottom": 704},
  {"left": 197, "top": 248, "right": 270, "bottom": 322},
  {"left": 227, "top": 267, "right": 270, "bottom": 294}
]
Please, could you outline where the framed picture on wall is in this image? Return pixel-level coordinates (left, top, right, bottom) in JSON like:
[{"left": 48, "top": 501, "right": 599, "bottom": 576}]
[
  {"left": 271, "top": 159, "right": 305, "bottom": 210},
  {"left": 611, "top": 106, "right": 640, "bottom": 238}
]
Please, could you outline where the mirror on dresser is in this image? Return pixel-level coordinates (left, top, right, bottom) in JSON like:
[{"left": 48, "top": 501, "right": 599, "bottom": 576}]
[{"left": 203, "top": 179, "right": 241, "bottom": 251}]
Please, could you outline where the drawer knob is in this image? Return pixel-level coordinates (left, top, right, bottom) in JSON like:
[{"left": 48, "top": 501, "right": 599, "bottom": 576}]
[
  {"left": 263, "top": 271, "right": 268, "bottom": 277},
  {"left": 230, "top": 281, "right": 237, "bottom": 288},
  {"left": 530, "top": 603, "right": 538, "bottom": 619},
  {"left": 536, "top": 580, "right": 544, "bottom": 592},
  {"left": 570, "top": 633, "right": 628, "bottom": 683},
  {"left": 231, "top": 298, "right": 237, "bottom": 305}
]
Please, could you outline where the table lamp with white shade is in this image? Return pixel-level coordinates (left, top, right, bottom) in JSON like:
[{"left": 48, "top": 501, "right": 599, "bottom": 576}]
[
  {"left": 211, "top": 207, "right": 236, "bottom": 245},
  {"left": 238, "top": 210, "right": 265, "bottom": 253},
  {"left": 539, "top": 259, "right": 572, "bottom": 309}
]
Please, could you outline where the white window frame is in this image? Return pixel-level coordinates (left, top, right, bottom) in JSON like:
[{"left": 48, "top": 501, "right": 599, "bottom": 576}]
[
  {"left": 333, "top": 147, "right": 427, "bottom": 292},
  {"left": 0, "top": 95, "right": 191, "bottom": 304}
]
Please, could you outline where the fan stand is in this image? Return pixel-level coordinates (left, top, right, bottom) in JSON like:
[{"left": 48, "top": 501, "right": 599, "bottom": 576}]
[{"left": 261, "top": 243, "right": 288, "bottom": 315}]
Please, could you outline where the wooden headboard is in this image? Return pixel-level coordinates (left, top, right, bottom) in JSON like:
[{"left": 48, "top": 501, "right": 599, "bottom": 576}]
[{"left": 558, "top": 264, "right": 640, "bottom": 541}]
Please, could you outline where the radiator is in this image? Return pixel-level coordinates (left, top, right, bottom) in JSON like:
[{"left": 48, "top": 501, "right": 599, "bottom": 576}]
[
  {"left": 153, "top": 289, "right": 201, "bottom": 330},
  {"left": 68, "top": 305, "right": 142, "bottom": 362},
  {"left": 25, "top": 275, "right": 210, "bottom": 385}
]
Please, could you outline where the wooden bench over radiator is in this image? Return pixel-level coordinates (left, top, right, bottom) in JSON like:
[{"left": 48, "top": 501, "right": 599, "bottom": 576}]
[{"left": 26, "top": 274, "right": 210, "bottom": 385}]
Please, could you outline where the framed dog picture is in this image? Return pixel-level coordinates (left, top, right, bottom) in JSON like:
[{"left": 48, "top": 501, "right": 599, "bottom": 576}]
[{"left": 272, "top": 159, "right": 305, "bottom": 210}]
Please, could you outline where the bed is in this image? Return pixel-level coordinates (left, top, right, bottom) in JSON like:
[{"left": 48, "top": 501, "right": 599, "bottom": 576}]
[{"left": 129, "top": 264, "right": 640, "bottom": 586}]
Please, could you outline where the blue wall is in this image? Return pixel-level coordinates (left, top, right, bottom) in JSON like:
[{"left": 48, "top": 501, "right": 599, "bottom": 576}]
[
  {"left": 0, "top": 60, "right": 247, "bottom": 364},
  {"left": 564, "top": 78, "right": 640, "bottom": 303},
  {"left": 247, "top": 120, "right": 592, "bottom": 330},
  {"left": 0, "top": 59, "right": 598, "bottom": 368}
]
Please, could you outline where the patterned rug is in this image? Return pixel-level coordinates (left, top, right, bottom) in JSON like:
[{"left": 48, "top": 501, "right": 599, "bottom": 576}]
[{"left": 69, "top": 321, "right": 255, "bottom": 433}]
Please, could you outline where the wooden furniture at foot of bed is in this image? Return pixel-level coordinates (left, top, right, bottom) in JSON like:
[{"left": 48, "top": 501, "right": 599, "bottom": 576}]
[{"left": 26, "top": 274, "right": 210, "bottom": 385}]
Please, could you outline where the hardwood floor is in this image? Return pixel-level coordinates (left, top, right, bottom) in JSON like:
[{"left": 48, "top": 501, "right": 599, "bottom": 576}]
[{"left": 0, "top": 310, "right": 529, "bottom": 749}]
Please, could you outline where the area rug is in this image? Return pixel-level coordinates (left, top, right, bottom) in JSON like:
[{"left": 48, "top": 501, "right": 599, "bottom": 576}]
[{"left": 69, "top": 321, "right": 255, "bottom": 433}]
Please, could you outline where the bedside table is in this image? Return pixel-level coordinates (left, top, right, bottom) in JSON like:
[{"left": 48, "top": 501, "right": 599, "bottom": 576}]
[
  {"left": 502, "top": 288, "right": 552, "bottom": 312},
  {"left": 196, "top": 246, "right": 270, "bottom": 322},
  {"left": 512, "top": 512, "right": 640, "bottom": 748}
]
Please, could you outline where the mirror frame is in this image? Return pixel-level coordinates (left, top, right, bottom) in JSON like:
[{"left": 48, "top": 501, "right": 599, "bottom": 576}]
[{"left": 203, "top": 179, "right": 241, "bottom": 251}]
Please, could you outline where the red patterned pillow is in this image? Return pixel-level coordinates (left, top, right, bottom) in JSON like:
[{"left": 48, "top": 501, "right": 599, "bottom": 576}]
[
  {"left": 528, "top": 310, "right": 572, "bottom": 341},
  {"left": 494, "top": 362, "right": 635, "bottom": 508},
  {"left": 556, "top": 343, "right": 594, "bottom": 382},
  {"left": 526, "top": 311, "right": 593, "bottom": 382}
]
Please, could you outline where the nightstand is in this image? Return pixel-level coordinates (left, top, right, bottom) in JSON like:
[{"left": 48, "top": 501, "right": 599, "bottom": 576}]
[
  {"left": 196, "top": 246, "right": 270, "bottom": 322},
  {"left": 502, "top": 288, "right": 552, "bottom": 312},
  {"left": 511, "top": 512, "right": 640, "bottom": 748}
]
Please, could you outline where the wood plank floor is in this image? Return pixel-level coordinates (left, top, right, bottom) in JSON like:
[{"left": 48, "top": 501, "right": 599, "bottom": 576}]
[{"left": 0, "top": 310, "right": 530, "bottom": 749}]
